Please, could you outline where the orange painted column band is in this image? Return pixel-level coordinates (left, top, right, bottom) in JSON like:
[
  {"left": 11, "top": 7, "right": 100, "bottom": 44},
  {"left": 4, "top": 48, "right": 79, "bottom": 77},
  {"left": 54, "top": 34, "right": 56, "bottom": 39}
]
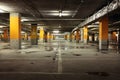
[
  {"left": 10, "top": 13, "right": 21, "bottom": 39},
  {"left": 67, "top": 34, "right": 70, "bottom": 40},
  {"left": 111, "top": 32, "right": 117, "bottom": 41},
  {"left": 99, "top": 16, "right": 108, "bottom": 50},
  {"left": 83, "top": 26, "right": 88, "bottom": 40},
  {"left": 31, "top": 25, "right": 37, "bottom": 39},
  {"left": 3, "top": 28, "right": 9, "bottom": 40},
  {"left": 99, "top": 17, "right": 108, "bottom": 40},
  {"left": 76, "top": 30, "right": 80, "bottom": 41},
  {"left": 39, "top": 27, "right": 44, "bottom": 40},
  {"left": 64, "top": 34, "right": 67, "bottom": 40}
]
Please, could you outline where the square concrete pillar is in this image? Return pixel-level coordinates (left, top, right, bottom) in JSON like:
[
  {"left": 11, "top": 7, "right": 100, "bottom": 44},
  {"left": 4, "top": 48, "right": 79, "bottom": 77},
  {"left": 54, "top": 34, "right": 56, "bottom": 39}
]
[
  {"left": 99, "top": 17, "right": 108, "bottom": 50},
  {"left": 31, "top": 24, "right": 38, "bottom": 45},
  {"left": 10, "top": 13, "right": 21, "bottom": 49}
]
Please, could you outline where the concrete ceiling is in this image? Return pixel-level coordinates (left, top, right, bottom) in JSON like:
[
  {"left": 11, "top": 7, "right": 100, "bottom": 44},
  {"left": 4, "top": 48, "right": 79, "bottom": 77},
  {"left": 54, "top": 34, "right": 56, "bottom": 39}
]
[{"left": 0, "top": 0, "right": 116, "bottom": 33}]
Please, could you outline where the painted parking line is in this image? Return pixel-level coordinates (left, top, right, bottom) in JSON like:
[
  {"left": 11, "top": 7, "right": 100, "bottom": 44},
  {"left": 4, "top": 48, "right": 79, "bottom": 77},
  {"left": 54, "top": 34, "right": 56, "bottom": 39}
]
[{"left": 58, "top": 41, "right": 63, "bottom": 73}]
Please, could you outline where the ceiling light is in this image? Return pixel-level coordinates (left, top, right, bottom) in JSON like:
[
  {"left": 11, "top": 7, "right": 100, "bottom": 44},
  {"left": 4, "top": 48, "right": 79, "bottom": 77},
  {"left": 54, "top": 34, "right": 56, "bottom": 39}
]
[
  {"left": 21, "top": 31, "right": 25, "bottom": 34},
  {"left": 0, "top": 26, "right": 7, "bottom": 28},
  {"left": 0, "top": 9, "right": 5, "bottom": 13},
  {"left": 59, "top": 24, "right": 61, "bottom": 28},
  {"left": 53, "top": 30, "right": 59, "bottom": 33},
  {"left": 0, "top": 31, "right": 3, "bottom": 33},
  {"left": 59, "top": 10, "right": 62, "bottom": 17}
]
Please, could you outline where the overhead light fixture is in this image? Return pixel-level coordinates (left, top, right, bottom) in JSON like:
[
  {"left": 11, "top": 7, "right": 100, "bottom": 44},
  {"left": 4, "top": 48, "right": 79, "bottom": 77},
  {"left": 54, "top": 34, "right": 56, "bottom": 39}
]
[
  {"left": 59, "top": 10, "right": 62, "bottom": 17},
  {"left": 59, "top": 24, "right": 61, "bottom": 28},
  {"left": 0, "top": 9, "right": 5, "bottom": 13},
  {"left": 0, "top": 25, "right": 7, "bottom": 28},
  {"left": 53, "top": 30, "right": 60, "bottom": 33}
]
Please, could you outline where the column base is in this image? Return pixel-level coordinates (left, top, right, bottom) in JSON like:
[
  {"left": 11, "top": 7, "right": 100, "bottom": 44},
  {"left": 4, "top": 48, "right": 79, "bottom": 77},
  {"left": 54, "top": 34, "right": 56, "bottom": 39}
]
[
  {"left": 31, "top": 39, "right": 38, "bottom": 45},
  {"left": 38, "top": 39, "right": 45, "bottom": 43},
  {"left": 84, "top": 39, "right": 87, "bottom": 44},
  {"left": 10, "top": 39, "right": 21, "bottom": 49},
  {"left": 76, "top": 40, "right": 79, "bottom": 43},
  {"left": 99, "top": 40, "right": 108, "bottom": 51}
]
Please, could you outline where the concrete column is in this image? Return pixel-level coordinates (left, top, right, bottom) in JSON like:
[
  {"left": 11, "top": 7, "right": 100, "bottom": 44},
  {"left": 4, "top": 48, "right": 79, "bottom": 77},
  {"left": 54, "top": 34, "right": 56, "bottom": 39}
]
[
  {"left": 64, "top": 34, "right": 67, "bottom": 40},
  {"left": 118, "top": 29, "right": 120, "bottom": 51},
  {"left": 76, "top": 29, "right": 80, "bottom": 43},
  {"left": 80, "top": 28, "right": 84, "bottom": 42},
  {"left": 67, "top": 33, "right": 70, "bottom": 41},
  {"left": 47, "top": 32, "right": 51, "bottom": 42},
  {"left": 10, "top": 13, "right": 21, "bottom": 49},
  {"left": 111, "top": 32, "right": 117, "bottom": 42},
  {"left": 95, "top": 34, "right": 98, "bottom": 42},
  {"left": 31, "top": 24, "right": 38, "bottom": 45},
  {"left": 39, "top": 27, "right": 44, "bottom": 42},
  {"left": 69, "top": 33, "right": 72, "bottom": 42},
  {"left": 83, "top": 26, "right": 88, "bottom": 44},
  {"left": 44, "top": 32, "right": 47, "bottom": 42},
  {"left": 3, "top": 28, "right": 9, "bottom": 42},
  {"left": 92, "top": 33, "right": 95, "bottom": 42},
  {"left": 72, "top": 33, "right": 75, "bottom": 42},
  {"left": 25, "top": 33, "right": 28, "bottom": 41},
  {"left": 99, "top": 17, "right": 108, "bottom": 50}
]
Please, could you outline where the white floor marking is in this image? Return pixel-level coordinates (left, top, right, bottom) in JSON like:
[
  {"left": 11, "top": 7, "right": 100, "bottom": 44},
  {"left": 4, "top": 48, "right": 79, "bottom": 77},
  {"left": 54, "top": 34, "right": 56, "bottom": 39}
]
[{"left": 58, "top": 41, "right": 62, "bottom": 73}]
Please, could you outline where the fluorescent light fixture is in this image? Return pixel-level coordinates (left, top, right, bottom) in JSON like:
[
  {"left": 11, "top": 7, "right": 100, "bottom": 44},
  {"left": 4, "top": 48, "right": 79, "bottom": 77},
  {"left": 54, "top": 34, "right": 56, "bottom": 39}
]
[
  {"left": 0, "top": 31, "right": 3, "bottom": 33},
  {"left": 0, "top": 9, "right": 5, "bottom": 13},
  {"left": 21, "top": 31, "right": 25, "bottom": 34},
  {"left": 59, "top": 12, "right": 62, "bottom": 17},
  {"left": 88, "top": 25, "right": 98, "bottom": 28},
  {"left": 53, "top": 30, "right": 59, "bottom": 33},
  {"left": 59, "top": 25, "right": 61, "bottom": 28},
  {"left": 0, "top": 26, "right": 7, "bottom": 28}
]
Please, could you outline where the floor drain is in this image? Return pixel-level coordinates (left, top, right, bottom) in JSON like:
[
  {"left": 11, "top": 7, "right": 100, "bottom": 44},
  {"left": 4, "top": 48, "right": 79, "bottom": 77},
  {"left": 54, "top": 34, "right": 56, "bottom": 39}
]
[
  {"left": 73, "top": 54, "right": 82, "bottom": 56},
  {"left": 86, "top": 72, "right": 110, "bottom": 77}
]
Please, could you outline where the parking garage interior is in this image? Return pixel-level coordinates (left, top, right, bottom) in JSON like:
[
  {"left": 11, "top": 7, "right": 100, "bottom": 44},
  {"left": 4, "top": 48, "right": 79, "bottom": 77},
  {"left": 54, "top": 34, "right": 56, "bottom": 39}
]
[{"left": 0, "top": 0, "right": 120, "bottom": 80}]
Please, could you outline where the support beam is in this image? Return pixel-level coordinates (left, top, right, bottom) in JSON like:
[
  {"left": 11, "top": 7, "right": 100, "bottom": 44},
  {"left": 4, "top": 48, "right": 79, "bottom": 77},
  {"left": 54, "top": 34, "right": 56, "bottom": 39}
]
[
  {"left": 10, "top": 13, "right": 21, "bottom": 49},
  {"left": 31, "top": 24, "right": 38, "bottom": 45},
  {"left": 99, "top": 17, "right": 108, "bottom": 50},
  {"left": 78, "top": 0, "right": 119, "bottom": 28}
]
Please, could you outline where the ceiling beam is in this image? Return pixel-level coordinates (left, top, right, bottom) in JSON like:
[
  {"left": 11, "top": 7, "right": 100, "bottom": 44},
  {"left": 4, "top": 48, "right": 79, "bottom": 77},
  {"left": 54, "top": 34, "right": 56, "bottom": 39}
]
[{"left": 78, "top": 0, "right": 119, "bottom": 28}]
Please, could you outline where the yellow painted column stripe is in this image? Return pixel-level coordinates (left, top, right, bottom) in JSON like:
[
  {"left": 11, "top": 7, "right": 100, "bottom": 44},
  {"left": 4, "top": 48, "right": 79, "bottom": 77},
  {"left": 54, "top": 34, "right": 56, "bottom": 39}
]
[
  {"left": 39, "top": 27, "right": 44, "bottom": 39},
  {"left": 84, "top": 26, "right": 88, "bottom": 40},
  {"left": 10, "top": 13, "right": 21, "bottom": 39},
  {"left": 31, "top": 25, "right": 37, "bottom": 39}
]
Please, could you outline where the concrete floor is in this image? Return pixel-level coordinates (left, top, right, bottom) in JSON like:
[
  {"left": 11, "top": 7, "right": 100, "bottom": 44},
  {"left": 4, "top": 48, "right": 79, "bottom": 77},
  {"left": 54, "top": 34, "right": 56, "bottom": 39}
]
[{"left": 0, "top": 40, "right": 120, "bottom": 80}]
